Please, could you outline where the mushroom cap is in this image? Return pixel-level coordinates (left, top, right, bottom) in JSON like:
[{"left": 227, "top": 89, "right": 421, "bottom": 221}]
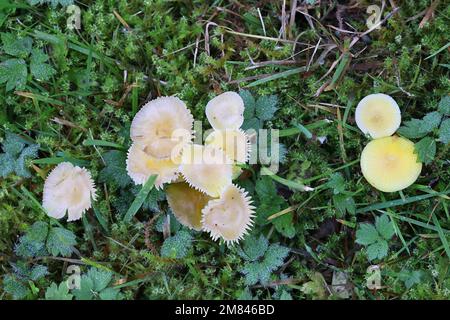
[
  {"left": 42, "top": 162, "right": 97, "bottom": 222},
  {"left": 126, "top": 142, "right": 180, "bottom": 189},
  {"left": 205, "top": 92, "right": 245, "bottom": 130},
  {"left": 355, "top": 93, "right": 401, "bottom": 139},
  {"left": 204, "top": 129, "right": 250, "bottom": 163},
  {"left": 180, "top": 144, "right": 232, "bottom": 197},
  {"left": 201, "top": 184, "right": 255, "bottom": 245},
  {"left": 130, "top": 96, "right": 194, "bottom": 159},
  {"left": 360, "top": 136, "right": 422, "bottom": 192},
  {"left": 166, "top": 182, "right": 213, "bottom": 231}
]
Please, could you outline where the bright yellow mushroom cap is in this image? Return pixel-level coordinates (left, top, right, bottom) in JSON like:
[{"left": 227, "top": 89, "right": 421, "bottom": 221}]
[
  {"left": 130, "top": 96, "right": 194, "bottom": 159},
  {"left": 180, "top": 144, "right": 232, "bottom": 197},
  {"left": 166, "top": 182, "right": 213, "bottom": 231},
  {"left": 201, "top": 184, "right": 255, "bottom": 245},
  {"left": 204, "top": 129, "right": 250, "bottom": 163},
  {"left": 205, "top": 92, "right": 245, "bottom": 130},
  {"left": 360, "top": 136, "right": 422, "bottom": 192},
  {"left": 355, "top": 93, "right": 401, "bottom": 139},
  {"left": 126, "top": 143, "right": 180, "bottom": 189}
]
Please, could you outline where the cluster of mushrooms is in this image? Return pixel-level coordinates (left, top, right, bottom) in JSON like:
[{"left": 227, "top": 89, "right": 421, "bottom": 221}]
[
  {"left": 356, "top": 93, "right": 422, "bottom": 192},
  {"left": 42, "top": 92, "right": 255, "bottom": 245}
]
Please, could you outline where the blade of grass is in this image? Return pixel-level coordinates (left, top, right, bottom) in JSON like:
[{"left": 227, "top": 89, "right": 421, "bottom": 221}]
[
  {"left": 431, "top": 208, "right": 450, "bottom": 259},
  {"left": 123, "top": 175, "right": 157, "bottom": 223},
  {"left": 357, "top": 190, "right": 450, "bottom": 213},
  {"left": 261, "top": 167, "right": 314, "bottom": 192},
  {"left": 245, "top": 66, "right": 307, "bottom": 88},
  {"left": 82, "top": 139, "right": 126, "bottom": 150}
]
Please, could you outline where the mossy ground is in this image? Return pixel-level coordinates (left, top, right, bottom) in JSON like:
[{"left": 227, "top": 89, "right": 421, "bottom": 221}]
[{"left": 0, "top": 0, "right": 449, "bottom": 300}]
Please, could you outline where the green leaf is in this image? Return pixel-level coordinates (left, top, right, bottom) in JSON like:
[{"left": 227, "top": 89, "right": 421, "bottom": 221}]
[
  {"left": 439, "top": 118, "right": 450, "bottom": 144},
  {"left": 1, "top": 33, "right": 32, "bottom": 57},
  {"left": 45, "top": 282, "right": 73, "bottom": 300},
  {"left": 421, "top": 112, "right": 442, "bottom": 133},
  {"left": 333, "top": 194, "right": 356, "bottom": 216},
  {"left": 355, "top": 223, "right": 379, "bottom": 245},
  {"left": 241, "top": 117, "right": 262, "bottom": 131},
  {"left": 30, "top": 48, "right": 56, "bottom": 81},
  {"left": 160, "top": 230, "right": 192, "bottom": 259},
  {"left": 398, "top": 119, "right": 428, "bottom": 139},
  {"left": 29, "top": 264, "right": 48, "bottom": 280},
  {"left": 72, "top": 276, "right": 95, "bottom": 300},
  {"left": 46, "top": 227, "right": 77, "bottom": 257},
  {"left": 99, "top": 287, "right": 121, "bottom": 300},
  {"left": 438, "top": 95, "right": 450, "bottom": 115},
  {"left": 0, "top": 58, "right": 27, "bottom": 91},
  {"left": 255, "top": 95, "right": 278, "bottom": 121},
  {"left": 326, "top": 173, "right": 346, "bottom": 195},
  {"left": 240, "top": 242, "right": 289, "bottom": 285},
  {"left": 366, "top": 240, "right": 388, "bottom": 261},
  {"left": 273, "top": 213, "right": 296, "bottom": 238},
  {"left": 123, "top": 175, "right": 157, "bottom": 222},
  {"left": 414, "top": 137, "right": 436, "bottom": 165},
  {"left": 14, "top": 221, "right": 49, "bottom": 258},
  {"left": 27, "top": 0, "right": 74, "bottom": 7},
  {"left": 238, "top": 235, "right": 268, "bottom": 261},
  {"left": 86, "top": 268, "right": 113, "bottom": 292},
  {"left": 239, "top": 89, "right": 256, "bottom": 119},
  {"left": 3, "top": 275, "right": 30, "bottom": 299},
  {"left": 98, "top": 150, "right": 132, "bottom": 188},
  {"left": 375, "top": 214, "right": 395, "bottom": 240}
]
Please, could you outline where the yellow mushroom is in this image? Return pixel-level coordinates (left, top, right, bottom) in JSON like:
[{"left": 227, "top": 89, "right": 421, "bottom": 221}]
[
  {"left": 166, "top": 182, "right": 213, "bottom": 231},
  {"left": 126, "top": 142, "right": 180, "bottom": 189},
  {"left": 205, "top": 92, "right": 245, "bottom": 130},
  {"left": 130, "top": 96, "right": 193, "bottom": 159},
  {"left": 201, "top": 184, "right": 255, "bottom": 245},
  {"left": 204, "top": 129, "right": 250, "bottom": 164},
  {"left": 360, "top": 136, "right": 422, "bottom": 192},
  {"left": 180, "top": 144, "right": 232, "bottom": 197},
  {"left": 42, "top": 162, "right": 97, "bottom": 222},
  {"left": 355, "top": 93, "right": 401, "bottom": 139}
]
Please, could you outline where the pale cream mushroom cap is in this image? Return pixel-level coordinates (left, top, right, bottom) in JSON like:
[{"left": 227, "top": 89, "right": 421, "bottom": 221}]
[
  {"left": 166, "top": 182, "right": 213, "bottom": 231},
  {"left": 180, "top": 144, "right": 232, "bottom": 197},
  {"left": 201, "top": 184, "right": 255, "bottom": 245},
  {"left": 130, "top": 96, "right": 194, "bottom": 159},
  {"left": 205, "top": 129, "right": 250, "bottom": 163},
  {"left": 361, "top": 136, "right": 422, "bottom": 192},
  {"left": 126, "top": 142, "right": 180, "bottom": 189},
  {"left": 42, "top": 162, "right": 97, "bottom": 222},
  {"left": 355, "top": 93, "right": 401, "bottom": 139},
  {"left": 205, "top": 92, "right": 245, "bottom": 130}
]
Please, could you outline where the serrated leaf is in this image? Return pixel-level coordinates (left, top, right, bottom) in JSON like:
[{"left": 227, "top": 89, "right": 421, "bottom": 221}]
[
  {"left": 72, "top": 276, "right": 94, "bottom": 300},
  {"left": 30, "top": 48, "right": 56, "bottom": 81},
  {"left": 255, "top": 95, "right": 278, "bottom": 121},
  {"left": 366, "top": 240, "right": 388, "bottom": 261},
  {"left": 375, "top": 214, "right": 395, "bottom": 240},
  {"left": 238, "top": 235, "right": 268, "bottom": 261},
  {"left": 2, "top": 132, "right": 26, "bottom": 155},
  {"left": 241, "top": 117, "right": 262, "bottom": 131},
  {"left": 326, "top": 173, "right": 346, "bottom": 195},
  {"left": 30, "top": 265, "right": 48, "bottom": 281},
  {"left": 414, "top": 137, "right": 436, "bottom": 165},
  {"left": 3, "top": 275, "right": 30, "bottom": 299},
  {"left": 1, "top": 33, "right": 32, "bottom": 57},
  {"left": 27, "top": 0, "right": 74, "bottom": 7},
  {"left": 438, "top": 95, "right": 450, "bottom": 115},
  {"left": 85, "top": 268, "right": 113, "bottom": 292},
  {"left": 239, "top": 89, "right": 256, "bottom": 119},
  {"left": 355, "top": 223, "right": 379, "bottom": 245},
  {"left": 99, "top": 150, "right": 132, "bottom": 188},
  {"left": 398, "top": 118, "right": 428, "bottom": 139},
  {"left": 273, "top": 213, "right": 296, "bottom": 238},
  {"left": 45, "top": 282, "right": 73, "bottom": 300},
  {"left": 439, "top": 118, "right": 450, "bottom": 144},
  {"left": 421, "top": 112, "right": 442, "bottom": 133},
  {"left": 333, "top": 194, "right": 356, "bottom": 216},
  {"left": 46, "top": 227, "right": 77, "bottom": 257},
  {"left": 0, "top": 58, "right": 27, "bottom": 91},
  {"left": 160, "top": 230, "right": 192, "bottom": 259},
  {"left": 99, "top": 287, "right": 121, "bottom": 300}
]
